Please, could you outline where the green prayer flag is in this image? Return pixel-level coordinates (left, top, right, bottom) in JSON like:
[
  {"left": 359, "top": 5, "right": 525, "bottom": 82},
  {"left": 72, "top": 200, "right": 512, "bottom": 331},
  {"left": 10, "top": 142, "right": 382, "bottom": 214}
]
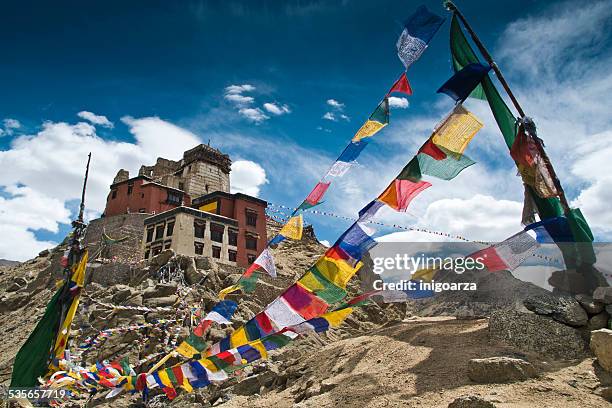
[
  {"left": 370, "top": 98, "right": 389, "bottom": 124},
  {"left": 417, "top": 147, "right": 475, "bottom": 180},
  {"left": 397, "top": 157, "right": 422, "bottom": 181}
]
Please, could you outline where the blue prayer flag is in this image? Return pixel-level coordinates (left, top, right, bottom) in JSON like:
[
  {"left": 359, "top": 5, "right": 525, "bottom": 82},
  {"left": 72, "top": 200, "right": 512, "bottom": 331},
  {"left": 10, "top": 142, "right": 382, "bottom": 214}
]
[{"left": 437, "top": 63, "right": 491, "bottom": 102}]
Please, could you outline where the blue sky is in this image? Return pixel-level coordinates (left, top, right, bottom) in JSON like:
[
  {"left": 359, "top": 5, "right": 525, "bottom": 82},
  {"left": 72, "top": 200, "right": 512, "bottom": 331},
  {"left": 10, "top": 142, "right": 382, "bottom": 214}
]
[{"left": 1, "top": 0, "right": 611, "bottom": 260}]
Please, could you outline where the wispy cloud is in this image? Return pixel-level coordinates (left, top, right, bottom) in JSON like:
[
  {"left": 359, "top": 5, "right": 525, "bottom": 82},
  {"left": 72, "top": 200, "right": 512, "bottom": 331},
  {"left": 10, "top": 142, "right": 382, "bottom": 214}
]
[
  {"left": 238, "top": 107, "right": 269, "bottom": 123},
  {"left": 263, "top": 102, "right": 291, "bottom": 115},
  {"left": 326, "top": 99, "right": 345, "bottom": 110},
  {"left": 0, "top": 118, "right": 21, "bottom": 137},
  {"left": 77, "top": 111, "right": 114, "bottom": 128}
]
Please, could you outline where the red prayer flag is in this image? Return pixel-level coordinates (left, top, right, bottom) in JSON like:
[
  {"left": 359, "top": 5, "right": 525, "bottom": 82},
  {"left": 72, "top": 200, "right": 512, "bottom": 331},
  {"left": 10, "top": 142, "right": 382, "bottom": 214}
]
[
  {"left": 467, "top": 247, "right": 508, "bottom": 272},
  {"left": 379, "top": 179, "right": 431, "bottom": 212},
  {"left": 282, "top": 284, "right": 329, "bottom": 319},
  {"left": 418, "top": 139, "right": 447, "bottom": 160},
  {"left": 305, "top": 181, "right": 331, "bottom": 205},
  {"left": 388, "top": 72, "right": 413, "bottom": 96}
]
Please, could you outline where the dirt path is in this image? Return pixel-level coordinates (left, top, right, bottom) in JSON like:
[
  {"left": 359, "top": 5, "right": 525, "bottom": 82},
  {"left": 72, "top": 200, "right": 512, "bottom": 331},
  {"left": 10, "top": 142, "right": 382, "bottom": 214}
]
[{"left": 219, "top": 318, "right": 608, "bottom": 407}]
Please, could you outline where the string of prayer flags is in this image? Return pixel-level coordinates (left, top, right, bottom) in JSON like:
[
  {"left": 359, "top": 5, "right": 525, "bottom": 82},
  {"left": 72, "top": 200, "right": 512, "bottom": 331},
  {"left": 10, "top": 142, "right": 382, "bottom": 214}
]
[
  {"left": 388, "top": 72, "right": 413, "bottom": 96},
  {"left": 352, "top": 98, "right": 389, "bottom": 142},
  {"left": 396, "top": 5, "right": 445, "bottom": 70},
  {"left": 467, "top": 230, "right": 538, "bottom": 272},
  {"left": 431, "top": 104, "right": 483, "bottom": 154},
  {"left": 437, "top": 62, "right": 491, "bottom": 102}
]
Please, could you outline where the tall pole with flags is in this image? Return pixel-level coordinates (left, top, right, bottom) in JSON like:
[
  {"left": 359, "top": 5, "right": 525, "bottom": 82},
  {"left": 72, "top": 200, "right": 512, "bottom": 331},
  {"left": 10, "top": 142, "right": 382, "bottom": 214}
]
[{"left": 11, "top": 153, "right": 92, "bottom": 388}]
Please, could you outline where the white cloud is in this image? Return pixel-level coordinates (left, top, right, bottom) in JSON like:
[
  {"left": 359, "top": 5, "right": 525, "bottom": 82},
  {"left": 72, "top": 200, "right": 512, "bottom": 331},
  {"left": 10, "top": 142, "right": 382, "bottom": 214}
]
[
  {"left": 263, "top": 102, "right": 291, "bottom": 115},
  {"left": 0, "top": 118, "right": 21, "bottom": 137},
  {"left": 388, "top": 96, "right": 409, "bottom": 109},
  {"left": 339, "top": 114, "right": 350, "bottom": 121},
  {"left": 77, "top": 111, "right": 114, "bottom": 128},
  {"left": 319, "top": 240, "right": 331, "bottom": 247},
  {"left": 322, "top": 112, "right": 336, "bottom": 121},
  {"left": 230, "top": 160, "right": 268, "bottom": 196},
  {"left": 0, "top": 116, "right": 201, "bottom": 260},
  {"left": 225, "top": 84, "right": 256, "bottom": 94},
  {"left": 238, "top": 108, "right": 269, "bottom": 124},
  {"left": 326, "top": 99, "right": 344, "bottom": 110},
  {"left": 224, "top": 93, "right": 255, "bottom": 105}
]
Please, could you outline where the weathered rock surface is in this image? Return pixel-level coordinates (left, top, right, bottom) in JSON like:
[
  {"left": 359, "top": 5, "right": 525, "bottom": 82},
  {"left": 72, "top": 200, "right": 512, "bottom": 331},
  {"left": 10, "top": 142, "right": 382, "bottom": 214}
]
[
  {"left": 523, "top": 294, "right": 588, "bottom": 327},
  {"left": 591, "top": 329, "right": 612, "bottom": 371},
  {"left": 448, "top": 396, "right": 496, "bottom": 408},
  {"left": 467, "top": 357, "right": 538, "bottom": 383},
  {"left": 594, "top": 287, "right": 612, "bottom": 304},
  {"left": 143, "top": 282, "right": 178, "bottom": 299},
  {"left": 143, "top": 295, "right": 178, "bottom": 307},
  {"left": 575, "top": 294, "right": 604, "bottom": 314},
  {"left": 489, "top": 309, "right": 589, "bottom": 359},
  {"left": 587, "top": 312, "right": 610, "bottom": 331}
]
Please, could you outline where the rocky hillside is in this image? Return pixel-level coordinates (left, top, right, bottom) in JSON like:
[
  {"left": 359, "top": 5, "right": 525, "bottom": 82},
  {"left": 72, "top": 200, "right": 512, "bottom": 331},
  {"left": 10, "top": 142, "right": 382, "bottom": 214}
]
[{"left": 1, "top": 218, "right": 612, "bottom": 407}]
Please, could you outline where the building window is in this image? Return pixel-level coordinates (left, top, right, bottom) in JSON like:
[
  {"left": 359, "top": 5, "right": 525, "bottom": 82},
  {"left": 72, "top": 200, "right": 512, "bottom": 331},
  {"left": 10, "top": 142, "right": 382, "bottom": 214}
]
[
  {"left": 164, "top": 241, "right": 172, "bottom": 250},
  {"left": 194, "top": 242, "right": 204, "bottom": 255},
  {"left": 246, "top": 235, "right": 257, "bottom": 251},
  {"left": 247, "top": 253, "right": 256, "bottom": 264},
  {"left": 144, "top": 249, "right": 150, "bottom": 259},
  {"left": 111, "top": 189, "right": 117, "bottom": 199},
  {"left": 194, "top": 221, "right": 205, "bottom": 239},
  {"left": 166, "top": 222, "right": 174, "bottom": 236},
  {"left": 210, "top": 224, "right": 224, "bottom": 243},
  {"left": 155, "top": 225, "right": 164, "bottom": 240},
  {"left": 152, "top": 246, "right": 162, "bottom": 256},
  {"left": 167, "top": 191, "right": 182, "bottom": 205},
  {"left": 178, "top": 182, "right": 184, "bottom": 191},
  {"left": 246, "top": 210, "right": 257, "bottom": 227},
  {"left": 205, "top": 184, "right": 209, "bottom": 192},
  {"left": 228, "top": 249, "right": 237, "bottom": 262},
  {"left": 146, "top": 228, "right": 154, "bottom": 243},
  {"left": 127, "top": 184, "right": 133, "bottom": 195},
  {"left": 228, "top": 229, "right": 238, "bottom": 246},
  {"left": 212, "top": 246, "right": 221, "bottom": 259}
]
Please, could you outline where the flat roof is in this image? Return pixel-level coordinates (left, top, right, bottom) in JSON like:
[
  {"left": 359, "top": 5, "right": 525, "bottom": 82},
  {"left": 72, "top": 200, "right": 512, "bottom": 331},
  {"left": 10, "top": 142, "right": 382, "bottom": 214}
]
[
  {"left": 192, "top": 191, "right": 267, "bottom": 207},
  {"left": 144, "top": 206, "right": 239, "bottom": 226}
]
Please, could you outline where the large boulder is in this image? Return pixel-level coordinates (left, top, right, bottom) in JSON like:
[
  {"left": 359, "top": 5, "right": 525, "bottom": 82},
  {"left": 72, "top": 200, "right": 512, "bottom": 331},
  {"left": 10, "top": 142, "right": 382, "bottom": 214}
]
[
  {"left": 143, "top": 282, "right": 178, "bottom": 299},
  {"left": 489, "top": 309, "right": 589, "bottom": 359},
  {"left": 587, "top": 312, "right": 610, "bottom": 331},
  {"left": 575, "top": 294, "right": 604, "bottom": 314},
  {"left": 591, "top": 329, "right": 612, "bottom": 371},
  {"left": 448, "top": 396, "right": 496, "bottom": 408},
  {"left": 467, "top": 357, "right": 538, "bottom": 383},
  {"left": 148, "top": 249, "right": 174, "bottom": 271},
  {"left": 594, "top": 287, "right": 612, "bottom": 304},
  {"left": 143, "top": 295, "right": 178, "bottom": 308},
  {"left": 523, "top": 294, "right": 588, "bottom": 327}
]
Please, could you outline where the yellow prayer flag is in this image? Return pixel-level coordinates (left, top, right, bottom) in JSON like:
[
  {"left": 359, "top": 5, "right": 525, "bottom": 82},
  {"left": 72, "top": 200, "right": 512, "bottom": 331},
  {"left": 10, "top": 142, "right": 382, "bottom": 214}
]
[
  {"left": 249, "top": 340, "right": 268, "bottom": 360},
  {"left": 157, "top": 370, "right": 174, "bottom": 388},
  {"left": 431, "top": 104, "right": 483, "bottom": 154},
  {"left": 200, "top": 358, "right": 218, "bottom": 372},
  {"left": 352, "top": 120, "right": 386, "bottom": 142},
  {"left": 218, "top": 284, "right": 240, "bottom": 299},
  {"left": 411, "top": 268, "right": 437, "bottom": 282},
  {"left": 279, "top": 214, "right": 303, "bottom": 240},
  {"left": 230, "top": 327, "right": 249, "bottom": 348},
  {"left": 176, "top": 341, "right": 200, "bottom": 359},
  {"left": 297, "top": 271, "right": 325, "bottom": 293},
  {"left": 322, "top": 307, "right": 353, "bottom": 327},
  {"left": 314, "top": 256, "right": 362, "bottom": 288}
]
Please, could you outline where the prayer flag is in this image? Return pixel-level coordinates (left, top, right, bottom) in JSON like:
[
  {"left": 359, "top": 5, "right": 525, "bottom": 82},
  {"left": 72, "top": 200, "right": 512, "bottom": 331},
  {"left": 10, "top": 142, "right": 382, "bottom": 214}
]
[
  {"left": 279, "top": 215, "right": 303, "bottom": 240},
  {"left": 338, "top": 141, "right": 368, "bottom": 162},
  {"left": 335, "top": 222, "right": 377, "bottom": 262},
  {"left": 358, "top": 200, "right": 385, "bottom": 222},
  {"left": 352, "top": 99, "right": 389, "bottom": 142},
  {"left": 326, "top": 160, "right": 353, "bottom": 178},
  {"left": 378, "top": 179, "right": 431, "bottom": 212},
  {"left": 468, "top": 230, "right": 538, "bottom": 272},
  {"left": 247, "top": 248, "right": 277, "bottom": 278},
  {"left": 264, "top": 297, "right": 306, "bottom": 328},
  {"left": 305, "top": 181, "right": 330, "bottom": 206},
  {"left": 176, "top": 333, "right": 209, "bottom": 358},
  {"left": 431, "top": 104, "right": 483, "bottom": 154},
  {"left": 397, "top": 5, "right": 444, "bottom": 69},
  {"left": 281, "top": 283, "right": 329, "bottom": 319},
  {"left": 298, "top": 268, "right": 348, "bottom": 304},
  {"left": 388, "top": 72, "right": 413, "bottom": 96},
  {"left": 437, "top": 63, "right": 491, "bottom": 102},
  {"left": 416, "top": 146, "right": 475, "bottom": 180},
  {"left": 313, "top": 256, "right": 363, "bottom": 288}
]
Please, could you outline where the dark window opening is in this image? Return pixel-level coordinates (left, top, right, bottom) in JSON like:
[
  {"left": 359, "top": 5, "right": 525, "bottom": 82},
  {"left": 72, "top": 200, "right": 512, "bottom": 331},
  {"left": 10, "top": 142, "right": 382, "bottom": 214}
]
[
  {"left": 166, "top": 222, "right": 174, "bottom": 236},
  {"left": 178, "top": 182, "right": 184, "bottom": 191},
  {"left": 155, "top": 225, "right": 164, "bottom": 240},
  {"left": 228, "top": 250, "right": 237, "bottom": 262},
  {"left": 194, "top": 221, "right": 205, "bottom": 238},
  {"left": 210, "top": 223, "right": 224, "bottom": 243},
  {"left": 152, "top": 246, "right": 162, "bottom": 256},
  {"left": 141, "top": 193, "right": 145, "bottom": 198},
  {"left": 246, "top": 236, "right": 257, "bottom": 251},
  {"left": 228, "top": 230, "right": 238, "bottom": 246},
  {"left": 247, "top": 253, "right": 256, "bottom": 264},
  {"left": 111, "top": 190, "right": 117, "bottom": 199},
  {"left": 163, "top": 241, "right": 172, "bottom": 250},
  {"left": 167, "top": 191, "right": 182, "bottom": 205},
  {"left": 144, "top": 249, "right": 150, "bottom": 259},
  {"left": 127, "top": 184, "right": 133, "bottom": 195},
  {"left": 194, "top": 242, "right": 204, "bottom": 255},
  {"left": 246, "top": 211, "right": 257, "bottom": 227},
  {"left": 146, "top": 228, "right": 154, "bottom": 243},
  {"left": 212, "top": 246, "right": 221, "bottom": 259}
]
